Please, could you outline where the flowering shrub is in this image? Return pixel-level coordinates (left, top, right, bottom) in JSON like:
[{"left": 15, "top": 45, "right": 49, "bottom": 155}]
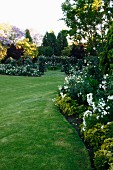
[
  {"left": 16, "top": 38, "right": 38, "bottom": 59},
  {"left": 0, "top": 63, "right": 41, "bottom": 77},
  {"left": 0, "top": 43, "right": 7, "bottom": 61},
  {"left": 0, "top": 23, "right": 25, "bottom": 62},
  {"left": 0, "top": 23, "right": 24, "bottom": 45},
  {"left": 81, "top": 74, "right": 113, "bottom": 132},
  {"left": 55, "top": 55, "right": 113, "bottom": 169},
  {"left": 59, "top": 66, "right": 100, "bottom": 105}
]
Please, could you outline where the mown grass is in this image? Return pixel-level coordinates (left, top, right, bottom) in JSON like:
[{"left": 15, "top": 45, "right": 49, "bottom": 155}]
[{"left": 0, "top": 70, "right": 92, "bottom": 170}]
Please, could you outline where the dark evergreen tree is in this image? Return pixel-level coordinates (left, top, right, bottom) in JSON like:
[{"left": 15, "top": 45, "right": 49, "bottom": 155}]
[
  {"left": 57, "top": 30, "right": 68, "bottom": 56},
  {"left": 25, "top": 29, "right": 33, "bottom": 43},
  {"left": 42, "top": 31, "right": 58, "bottom": 55},
  {"left": 38, "top": 46, "right": 54, "bottom": 56}
]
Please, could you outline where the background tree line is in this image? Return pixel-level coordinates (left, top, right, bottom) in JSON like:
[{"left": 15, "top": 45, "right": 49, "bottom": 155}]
[{"left": 38, "top": 30, "right": 68, "bottom": 56}]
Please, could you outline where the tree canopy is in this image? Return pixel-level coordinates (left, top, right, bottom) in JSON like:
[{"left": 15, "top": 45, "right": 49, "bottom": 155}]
[
  {"left": 57, "top": 30, "right": 68, "bottom": 55},
  {"left": 61, "top": 0, "right": 113, "bottom": 53},
  {"left": 39, "top": 30, "right": 68, "bottom": 56}
]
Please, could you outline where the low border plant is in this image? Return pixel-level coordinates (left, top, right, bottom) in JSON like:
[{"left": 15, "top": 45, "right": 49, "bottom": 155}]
[{"left": 55, "top": 57, "right": 113, "bottom": 170}]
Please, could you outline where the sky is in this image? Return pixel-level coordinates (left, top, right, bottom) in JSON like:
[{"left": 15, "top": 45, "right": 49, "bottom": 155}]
[{"left": 0, "top": 0, "right": 67, "bottom": 36}]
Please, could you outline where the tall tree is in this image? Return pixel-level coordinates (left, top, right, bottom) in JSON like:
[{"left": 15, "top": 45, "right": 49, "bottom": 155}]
[
  {"left": 42, "top": 31, "right": 58, "bottom": 55},
  {"left": 100, "top": 22, "right": 113, "bottom": 74},
  {"left": 61, "top": 0, "right": 113, "bottom": 53},
  {"left": 25, "top": 29, "right": 33, "bottom": 43},
  {"left": 57, "top": 30, "right": 68, "bottom": 55}
]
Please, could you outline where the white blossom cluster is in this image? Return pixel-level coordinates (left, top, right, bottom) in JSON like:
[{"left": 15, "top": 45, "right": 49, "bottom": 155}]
[
  {"left": 64, "top": 73, "right": 84, "bottom": 85},
  {"left": 0, "top": 64, "right": 40, "bottom": 76},
  {"left": 82, "top": 92, "right": 112, "bottom": 131},
  {"left": 99, "top": 74, "right": 109, "bottom": 90},
  {"left": 81, "top": 73, "right": 113, "bottom": 131}
]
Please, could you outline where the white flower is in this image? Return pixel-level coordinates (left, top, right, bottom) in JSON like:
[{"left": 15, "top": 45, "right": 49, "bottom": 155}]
[
  {"left": 92, "top": 102, "right": 96, "bottom": 112},
  {"left": 64, "top": 85, "right": 68, "bottom": 90},
  {"left": 103, "top": 74, "right": 108, "bottom": 79},
  {"left": 96, "top": 116, "right": 99, "bottom": 119},
  {"left": 77, "top": 92, "right": 82, "bottom": 97},
  {"left": 102, "top": 80, "right": 106, "bottom": 84},
  {"left": 99, "top": 84, "right": 106, "bottom": 90},
  {"left": 65, "top": 77, "right": 69, "bottom": 84},
  {"left": 58, "top": 85, "right": 62, "bottom": 91},
  {"left": 106, "top": 106, "right": 110, "bottom": 110},
  {"left": 107, "top": 122, "right": 112, "bottom": 125},
  {"left": 87, "top": 93, "right": 93, "bottom": 105},
  {"left": 84, "top": 110, "right": 92, "bottom": 117},
  {"left": 60, "top": 92, "right": 66, "bottom": 99},
  {"left": 98, "top": 98, "right": 106, "bottom": 107},
  {"left": 102, "top": 110, "right": 108, "bottom": 115},
  {"left": 101, "top": 125, "right": 104, "bottom": 129},
  {"left": 107, "top": 95, "right": 113, "bottom": 100}
]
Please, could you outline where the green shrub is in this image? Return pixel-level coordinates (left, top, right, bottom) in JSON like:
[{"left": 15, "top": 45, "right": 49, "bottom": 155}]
[
  {"left": 94, "top": 138, "right": 113, "bottom": 170},
  {"left": 82, "top": 113, "right": 99, "bottom": 130},
  {"left": 84, "top": 122, "right": 113, "bottom": 151},
  {"left": 84, "top": 123, "right": 107, "bottom": 150},
  {"left": 56, "top": 95, "right": 78, "bottom": 116},
  {"left": 38, "top": 55, "right": 46, "bottom": 74},
  {"left": 100, "top": 22, "right": 113, "bottom": 74}
]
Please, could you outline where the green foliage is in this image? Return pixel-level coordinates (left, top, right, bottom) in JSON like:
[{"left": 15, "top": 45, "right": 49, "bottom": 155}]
[
  {"left": 61, "top": 66, "right": 100, "bottom": 104},
  {"left": 86, "top": 55, "right": 103, "bottom": 81},
  {"left": 61, "top": 46, "right": 72, "bottom": 56},
  {"left": 41, "top": 30, "right": 68, "bottom": 56},
  {"left": 57, "top": 30, "right": 68, "bottom": 56},
  {"left": 56, "top": 95, "right": 78, "bottom": 116},
  {"left": 61, "top": 0, "right": 113, "bottom": 53},
  {"left": 84, "top": 123, "right": 107, "bottom": 150},
  {"left": 5, "top": 57, "right": 17, "bottom": 66},
  {"left": 100, "top": 23, "right": 113, "bottom": 74},
  {"left": 42, "top": 31, "right": 58, "bottom": 55},
  {"left": 38, "top": 55, "right": 46, "bottom": 74},
  {"left": 60, "top": 56, "right": 71, "bottom": 74},
  {"left": 24, "top": 56, "right": 33, "bottom": 65},
  {"left": 94, "top": 138, "right": 113, "bottom": 170},
  {"left": 38, "top": 46, "right": 54, "bottom": 56},
  {"left": 84, "top": 122, "right": 113, "bottom": 151}
]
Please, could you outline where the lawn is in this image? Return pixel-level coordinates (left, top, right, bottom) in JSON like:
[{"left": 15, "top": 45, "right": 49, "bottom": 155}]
[{"left": 0, "top": 70, "right": 92, "bottom": 170}]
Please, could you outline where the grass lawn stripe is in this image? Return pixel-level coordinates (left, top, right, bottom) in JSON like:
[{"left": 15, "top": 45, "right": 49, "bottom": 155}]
[{"left": 0, "top": 70, "right": 92, "bottom": 170}]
